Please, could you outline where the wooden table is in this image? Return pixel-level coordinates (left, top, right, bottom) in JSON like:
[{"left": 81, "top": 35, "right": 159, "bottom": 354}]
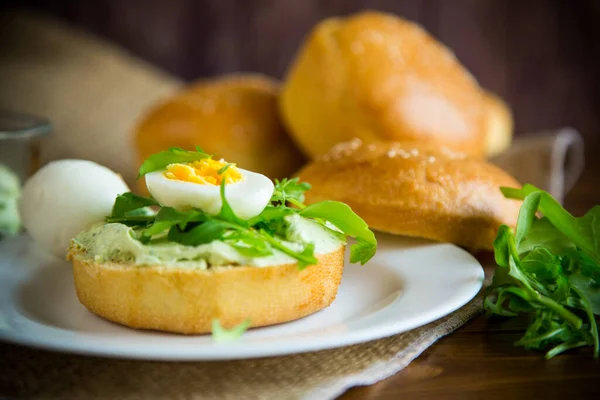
[{"left": 343, "top": 152, "right": 600, "bottom": 399}]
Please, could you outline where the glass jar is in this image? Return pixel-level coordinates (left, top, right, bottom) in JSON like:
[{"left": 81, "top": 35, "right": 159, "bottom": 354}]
[
  {"left": 0, "top": 111, "right": 51, "bottom": 182},
  {"left": 0, "top": 111, "right": 51, "bottom": 236}
]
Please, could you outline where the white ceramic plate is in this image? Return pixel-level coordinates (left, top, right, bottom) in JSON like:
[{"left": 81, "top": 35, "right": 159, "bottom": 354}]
[{"left": 0, "top": 233, "right": 483, "bottom": 360}]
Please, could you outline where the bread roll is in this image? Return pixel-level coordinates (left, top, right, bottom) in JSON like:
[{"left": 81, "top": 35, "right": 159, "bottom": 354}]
[
  {"left": 483, "top": 90, "right": 514, "bottom": 157},
  {"left": 68, "top": 245, "right": 344, "bottom": 334},
  {"left": 297, "top": 139, "right": 521, "bottom": 250},
  {"left": 280, "top": 11, "right": 486, "bottom": 159},
  {"left": 134, "top": 74, "right": 305, "bottom": 193}
]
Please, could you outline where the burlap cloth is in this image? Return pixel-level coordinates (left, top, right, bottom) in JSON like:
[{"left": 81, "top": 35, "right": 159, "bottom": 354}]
[{"left": 0, "top": 11, "right": 586, "bottom": 400}]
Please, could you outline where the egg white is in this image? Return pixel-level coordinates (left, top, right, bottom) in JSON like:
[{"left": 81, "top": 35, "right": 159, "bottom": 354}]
[{"left": 145, "top": 168, "right": 274, "bottom": 220}]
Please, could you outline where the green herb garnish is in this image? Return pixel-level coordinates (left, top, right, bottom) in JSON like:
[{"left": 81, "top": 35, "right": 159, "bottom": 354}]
[
  {"left": 300, "top": 201, "right": 377, "bottom": 265},
  {"left": 108, "top": 148, "right": 377, "bottom": 269},
  {"left": 485, "top": 184, "right": 600, "bottom": 358},
  {"left": 137, "top": 147, "right": 211, "bottom": 178},
  {"left": 271, "top": 177, "right": 311, "bottom": 208},
  {"left": 211, "top": 319, "right": 251, "bottom": 342},
  {"left": 110, "top": 192, "right": 158, "bottom": 213}
]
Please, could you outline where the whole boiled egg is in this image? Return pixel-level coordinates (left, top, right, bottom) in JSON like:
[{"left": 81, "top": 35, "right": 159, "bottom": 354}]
[
  {"left": 19, "top": 160, "right": 129, "bottom": 258},
  {"left": 145, "top": 158, "right": 274, "bottom": 220}
]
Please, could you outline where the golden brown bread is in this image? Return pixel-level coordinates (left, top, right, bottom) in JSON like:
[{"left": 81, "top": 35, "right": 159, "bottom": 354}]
[
  {"left": 280, "top": 11, "right": 487, "bottom": 159},
  {"left": 68, "top": 245, "right": 345, "bottom": 334},
  {"left": 297, "top": 139, "right": 521, "bottom": 250},
  {"left": 483, "top": 90, "right": 514, "bottom": 158},
  {"left": 134, "top": 73, "right": 305, "bottom": 193}
]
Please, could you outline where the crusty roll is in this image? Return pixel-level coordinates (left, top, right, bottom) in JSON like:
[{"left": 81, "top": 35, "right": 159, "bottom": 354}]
[
  {"left": 280, "top": 11, "right": 487, "bottom": 159},
  {"left": 134, "top": 73, "right": 305, "bottom": 193},
  {"left": 68, "top": 245, "right": 344, "bottom": 334},
  {"left": 483, "top": 90, "right": 514, "bottom": 158},
  {"left": 297, "top": 139, "right": 521, "bottom": 250}
]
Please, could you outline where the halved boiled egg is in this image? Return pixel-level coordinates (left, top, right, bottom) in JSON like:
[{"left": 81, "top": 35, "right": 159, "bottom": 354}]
[
  {"left": 145, "top": 158, "right": 274, "bottom": 220},
  {"left": 19, "top": 160, "right": 130, "bottom": 258}
]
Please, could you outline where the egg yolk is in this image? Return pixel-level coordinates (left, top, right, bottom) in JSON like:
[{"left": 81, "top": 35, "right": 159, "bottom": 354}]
[{"left": 164, "top": 159, "right": 243, "bottom": 185}]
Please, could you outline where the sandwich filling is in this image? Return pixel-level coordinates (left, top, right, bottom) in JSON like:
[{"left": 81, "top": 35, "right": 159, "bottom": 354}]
[
  {"left": 71, "top": 214, "right": 344, "bottom": 269},
  {"left": 67, "top": 147, "right": 377, "bottom": 271}
]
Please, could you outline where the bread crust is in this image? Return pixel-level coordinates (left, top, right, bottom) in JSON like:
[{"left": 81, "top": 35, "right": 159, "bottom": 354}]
[
  {"left": 68, "top": 245, "right": 345, "bottom": 334},
  {"left": 134, "top": 73, "right": 305, "bottom": 194},
  {"left": 483, "top": 90, "right": 514, "bottom": 158},
  {"left": 280, "top": 11, "right": 487, "bottom": 158},
  {"left": 297, "top": 139, "right": 521, "bottom": 250}
]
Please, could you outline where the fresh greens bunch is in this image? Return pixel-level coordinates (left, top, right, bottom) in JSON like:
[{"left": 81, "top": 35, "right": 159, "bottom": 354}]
[
  {"left": 485, "top": 184, "right": 600, "bottom": 358},
  {"left": 107, "top": 147, "right": 377, "bottom": 268}
]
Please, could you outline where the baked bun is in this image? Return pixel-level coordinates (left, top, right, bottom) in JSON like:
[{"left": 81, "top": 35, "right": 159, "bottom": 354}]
[
  {"left": 483, "top": 90, "right": 514, "bottom": 158},
  {"left": 297, "top": 139, "right": 521, "bottom": 250},
  {"left": 280, "top": 11, "right": 486, "bottom": 158},
  {"left": 134, "top": 74, "right": 305, "bottom": 192},
  {"left": 68, "top": 245, "right": 344, "bottom": 334}
]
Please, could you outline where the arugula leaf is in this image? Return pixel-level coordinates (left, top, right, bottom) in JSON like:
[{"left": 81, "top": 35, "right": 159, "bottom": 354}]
[
  {"left": 518, "top": 217, "right": 576, "bottom": 256},
  {"left": 571, "top": 285, "right": 600, "bottom": 357},
  {"left": 520, "top": 247, "right": 563, "bottom": 282},
  {"left": 300, "top": 201, "right": 376, "bottom": 265},
  {"left": 216, "top": 178, "right": 248, "bottom": 227},
  {"left": 350, "top": 240, "right": 377, "bottom": 264},
  {"left": 137, "top": 147, "right": 211, "bottom": 178},
  {"left": 570, "top": 274, "right": 600, "bottom": 315},
  {"left": 223, "top": 232, "right": 273, "bottom": 257},
  {"left": 252, "top": 205, "right": 297, "bottom": 224},
  {"left": 296, "top": 243, "right": 317, "bottom": 270},
  {"left": 257, "top": 229, "right": 318, "bottom": 269},
  {"left": 300, "top": 201, "right": 376, "bottom": 246},
  {"left": 502, "top": 184, "right": 600, "bottom": 265},
  {"left": 110, "top": 192, "right": 158, "bottom": 218},
  {"left": 140, "top": 207, "right": 206, "bottom": 238},
  {"left": 248, "top": 206, "right": 296, "bottom": 236},
  {"left": 493, "top": 224, "right": 517, "bottom": 269},
  {"left": 168, "top": 219, "right": 233, "bottom": 246},
  {"left": 515, "top": 192, "right": 541, "bottom": 245},
  {"left": 579, "top": 250, "right": 600, "bottom": 282},
  {"left": 271, "top": 178, "right": 311, "bottom": 207},
  {"left": 211, "top": 319, "right": 251, "bottom": 342}
]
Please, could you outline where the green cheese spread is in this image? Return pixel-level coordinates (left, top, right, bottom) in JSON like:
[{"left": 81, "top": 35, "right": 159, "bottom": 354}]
[{"left": 71, "top": 214, "right": 344, "bottom": 269}]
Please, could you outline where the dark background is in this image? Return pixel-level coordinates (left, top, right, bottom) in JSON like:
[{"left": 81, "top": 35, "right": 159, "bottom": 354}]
[{"left": 6, "top": 0, "right": 600, "bottom": 151}]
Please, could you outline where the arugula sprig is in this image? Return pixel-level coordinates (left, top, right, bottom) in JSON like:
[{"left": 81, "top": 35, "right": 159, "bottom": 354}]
[
  {"left": 299, "top": 201, "right": 377, "bottom": 265},
  {"left": 485, "top": 184, "right": 600, "bottom": 358},
  {"left": 268, "top": 178, "right": 377, "bottom": 265},
  {"left": 503, "top": 184, "right": 600, "bottom": 265},
  {"left": 211, "top": 319, "right": 251, "bottom": 342},
  {"left": 270, "top": 177, "right": 311, "bottom": 208},
  {"left": 137, "top": 146, "right": 211, "bottom": 178},
  {"left": 105, "top": 193, "right": 158, "bottom": 226}
]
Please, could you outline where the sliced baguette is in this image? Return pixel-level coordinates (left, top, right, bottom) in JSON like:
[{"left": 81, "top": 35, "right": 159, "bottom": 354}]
[{"left": 67, "top": 245, "right": 345, "bottom": 334}]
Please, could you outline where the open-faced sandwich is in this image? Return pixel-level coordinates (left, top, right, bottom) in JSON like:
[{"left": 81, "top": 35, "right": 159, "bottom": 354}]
[{"left": 24, "top": 148, "right": 375, "bottom": 334}]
